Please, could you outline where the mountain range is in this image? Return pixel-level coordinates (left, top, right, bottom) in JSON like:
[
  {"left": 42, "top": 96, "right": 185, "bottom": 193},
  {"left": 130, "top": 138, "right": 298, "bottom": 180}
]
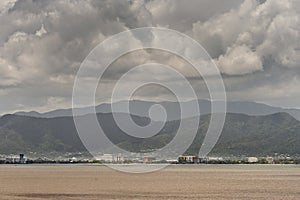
[
  {"left": 1, "top": 110, "right": 300, "bottom": 157},
  {"left": 13, "top": 100, "right": 300, "bottom": 121}
]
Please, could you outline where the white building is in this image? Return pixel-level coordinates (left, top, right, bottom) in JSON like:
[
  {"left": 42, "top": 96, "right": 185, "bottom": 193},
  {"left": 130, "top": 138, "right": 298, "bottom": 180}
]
[
  {"left": 247, "top": 157, "right": 258, "bottom": 163},
  {"left": 266, "top": 157, "right": 274, "bottom": 164},
  {"left": 96, "top": 154, "right": 113, "bottom": 162}
]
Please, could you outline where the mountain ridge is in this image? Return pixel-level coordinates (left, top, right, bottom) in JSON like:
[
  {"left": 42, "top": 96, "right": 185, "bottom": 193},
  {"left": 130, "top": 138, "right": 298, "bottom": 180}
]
[
  {"left": 1, "top": 112, "right": 300, "bottom": 156},
  {"left": 11, "top": 100, "right": 300, "bottom": 122}
]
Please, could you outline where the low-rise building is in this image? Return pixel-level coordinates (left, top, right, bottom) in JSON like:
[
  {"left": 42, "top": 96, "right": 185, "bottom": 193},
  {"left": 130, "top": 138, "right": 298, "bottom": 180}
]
[
  {"left": 95, "top": 154, "right": 113, "bottom": 162},
  {"left": 266, "top": 157, "right": 274, "bottom": 164},
  {"left": 178, "top": 155, "right": 198, "bottom": 164},
  {"left": 143, "top": 157, "right": 156, "bottom": 163},
  {"left": 247, "top": 157, "right": 258, "bottom": 163}
]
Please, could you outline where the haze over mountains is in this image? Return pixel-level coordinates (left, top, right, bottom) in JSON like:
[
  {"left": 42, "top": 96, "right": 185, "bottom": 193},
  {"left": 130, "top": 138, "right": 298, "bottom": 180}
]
[{"left": 13, "top": 100, "right": 300, "bottom": 121}]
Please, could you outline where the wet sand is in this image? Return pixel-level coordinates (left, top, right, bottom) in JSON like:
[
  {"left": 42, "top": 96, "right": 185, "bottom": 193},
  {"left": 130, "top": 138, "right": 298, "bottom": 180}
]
[{"left": 0, "top": 164, "right": 299, "bottom": 200}]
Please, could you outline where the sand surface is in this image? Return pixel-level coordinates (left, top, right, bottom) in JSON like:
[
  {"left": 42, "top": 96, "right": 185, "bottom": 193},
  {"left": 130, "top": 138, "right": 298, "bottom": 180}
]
[{"left": 0, "top": 164, "right": 299, "bottom": 200}]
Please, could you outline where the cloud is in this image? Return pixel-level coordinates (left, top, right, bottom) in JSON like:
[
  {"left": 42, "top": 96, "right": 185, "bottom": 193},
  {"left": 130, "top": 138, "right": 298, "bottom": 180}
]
[
  {"left": 218, "top": 45, "right": 263, "bottom": 75},
  {"left": 0, "top": 0, "right": 16, "bottom": 13},
  {"left": 0, "top": 0, "right": 300, "bottom": 114},
  {"left": 191, "top": 0, "right": 300, "bottom": 75},
  {"left": 0, "top": 0, "right": 145, "bottom": 113},
  {"left": 146, "top": 0, "right": 244, "bottom": 31}
]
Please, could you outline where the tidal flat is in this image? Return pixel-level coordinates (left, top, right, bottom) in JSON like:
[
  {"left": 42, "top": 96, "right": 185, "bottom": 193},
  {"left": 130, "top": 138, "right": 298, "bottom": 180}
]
[{"left": 0, "top": 164, "right": 299, "bottom": 200}]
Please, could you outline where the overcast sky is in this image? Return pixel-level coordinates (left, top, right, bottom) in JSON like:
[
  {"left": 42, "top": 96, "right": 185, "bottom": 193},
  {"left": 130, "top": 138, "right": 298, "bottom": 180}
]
[{"left": 0, "top": 0, "right": 300, "bottom": 114}]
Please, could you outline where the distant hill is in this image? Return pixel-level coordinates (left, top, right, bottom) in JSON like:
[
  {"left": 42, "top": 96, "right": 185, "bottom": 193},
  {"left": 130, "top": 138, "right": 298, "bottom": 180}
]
[
  {"left": 13, "top": 100, "right": 300, "bottom": 121},
  {"left": 1, "top": 112, "right": 300, "bottom": 156}
]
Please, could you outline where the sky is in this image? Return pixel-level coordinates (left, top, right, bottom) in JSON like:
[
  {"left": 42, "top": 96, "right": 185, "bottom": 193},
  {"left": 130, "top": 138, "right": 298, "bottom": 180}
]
[{"left": 0, "top": 0, "right": 300, "bottom": 114}]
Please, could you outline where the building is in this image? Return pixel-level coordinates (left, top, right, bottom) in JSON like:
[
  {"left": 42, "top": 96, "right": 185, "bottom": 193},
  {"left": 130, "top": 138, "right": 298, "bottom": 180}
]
[
  {"left": 178, "top": 155, "right": 198, "bottom": 164},
  {"left": 143, "top": 157, "right": 156, "bottom": 163},
  {"left": 19, "top": 154, "right": 26, "bottom": 164},
  {"left": 96, "top": 154, "right": 113, "bottom": 162},
  {"left": 247, "top": 157, "right": 258, "bottom": 163},
  {"left": 0, "top": 157, "right": 5, "bottom": 164},
  {"left": 266, "top": 157, "right": 274, "bottom": 164},
  {"left": 115, "top": 154, "right": 125, "bottom": 162},
  {"left": 207, "top": 157, "right": 223, "bottom": 161}
]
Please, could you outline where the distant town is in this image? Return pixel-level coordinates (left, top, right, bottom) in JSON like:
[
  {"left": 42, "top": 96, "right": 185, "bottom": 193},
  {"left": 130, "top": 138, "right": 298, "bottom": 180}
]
[{"left": 1, "top": 153, "right": 299, "bottom": 165}]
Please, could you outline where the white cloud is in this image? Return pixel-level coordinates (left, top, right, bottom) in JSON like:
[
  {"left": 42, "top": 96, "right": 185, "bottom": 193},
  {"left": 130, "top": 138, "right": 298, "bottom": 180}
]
[
  {"left": 218, "top": 45, "right": 263, "bottom": 75},
  {"left": 192, "top": 0, "right": 300, "bottom": 75},
  {"left": 35, "top": 24, "right": 47, "bottom": 37},
  {"left": 0, "top": 0, "right": 16, "bottom": 13}
]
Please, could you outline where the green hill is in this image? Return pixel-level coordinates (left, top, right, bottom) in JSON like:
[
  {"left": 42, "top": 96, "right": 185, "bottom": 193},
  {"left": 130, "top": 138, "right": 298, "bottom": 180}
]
[{"left": 0, "top": 112, "right": 300, "bottom": 156}]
